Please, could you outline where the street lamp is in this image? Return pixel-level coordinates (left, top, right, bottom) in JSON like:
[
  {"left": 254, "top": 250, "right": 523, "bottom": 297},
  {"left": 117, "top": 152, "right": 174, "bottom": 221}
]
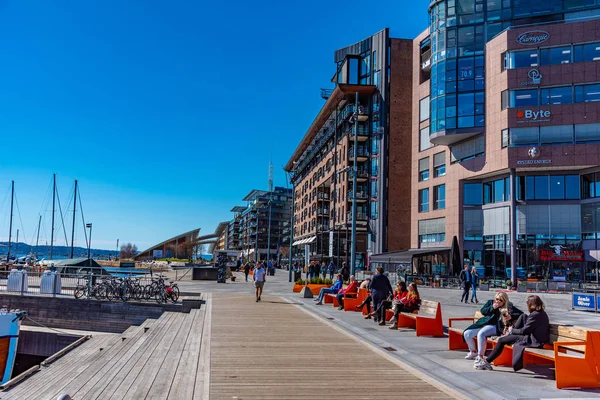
[{"left": 86, "top": 223, "right": 93, "bottom": 269}]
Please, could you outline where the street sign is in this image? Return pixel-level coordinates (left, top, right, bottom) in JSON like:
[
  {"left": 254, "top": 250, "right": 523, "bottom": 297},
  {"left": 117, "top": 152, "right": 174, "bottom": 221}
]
[
  {"left": 328, "top": 231, "right": 334, "bottom": 258},
  {"left": 572, "top": 293, "right": 596, "bottom": 311}
]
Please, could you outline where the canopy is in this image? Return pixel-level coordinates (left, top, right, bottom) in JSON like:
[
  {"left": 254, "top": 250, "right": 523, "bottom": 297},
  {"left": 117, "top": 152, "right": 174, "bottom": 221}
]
[{"left": 292, "top": 236, "right": 317, "bottom": 246}]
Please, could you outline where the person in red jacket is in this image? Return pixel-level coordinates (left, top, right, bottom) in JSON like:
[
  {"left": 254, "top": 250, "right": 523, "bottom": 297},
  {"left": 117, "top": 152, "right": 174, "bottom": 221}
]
[
  {"left": 389, "top": 283, "right": 421, "bottom": 329},
  {"left": 336, "top": 275, "right": 359, "bottom": 310}
]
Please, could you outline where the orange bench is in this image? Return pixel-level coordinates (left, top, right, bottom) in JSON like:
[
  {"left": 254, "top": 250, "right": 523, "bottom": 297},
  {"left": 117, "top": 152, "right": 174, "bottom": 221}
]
[
  {"left": 448, "top": 313, "right": 600, "bottom": 389},
  {"left": 397, "top": 299, "right": 443, "bottom": 337}
]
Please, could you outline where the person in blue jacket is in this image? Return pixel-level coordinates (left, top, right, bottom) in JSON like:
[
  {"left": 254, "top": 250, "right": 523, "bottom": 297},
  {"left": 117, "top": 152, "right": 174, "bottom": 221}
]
[
  {"left": 315, "top": 274, "right": 343, "bottom": 305},
  {"left": 368, "top": 266, "right": 393, "bottom": 325}
]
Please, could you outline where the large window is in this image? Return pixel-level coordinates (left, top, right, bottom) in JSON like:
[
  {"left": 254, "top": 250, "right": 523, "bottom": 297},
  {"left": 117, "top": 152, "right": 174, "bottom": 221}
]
[
  {"left": 541, "top": 86, "right": 573, "bottom": 105},
  {"left": 420, "top": 96, "right": 430, "bottom": 122},
  {"left": 433, "top": 152, "right": 446, "bottom": 177},
  {"left": 539, "top": 125, "right": 574, "bottom": 144},
  {"left": 575, "top": 83, "right": 600, "bottom": 103},
  {"left": 483, "top": 178, "right": 509, "bottom": 204},
  {"left": 419, "top": 188, "right": 430, "bottom": 212},
  {"left": 523, "top": 175, "right": 580, "bottom": 200},
  {"left": 540, "top": 46, "right": 572, "bottom": 65},
  {"left": 419, "top": 157, "right": 430, "bottom": 182},
  {"left": 582, "top": 172, "right": 600, "bottom": 199},
  {"left": 464, "top": 183, "right": 482, "bottom": 205},
  {"left": 433, "top": 184, "right": 446, "bottom": 210},
  {"left": 508, "top": 123, "right": 600, "bottom": 146},
  {"left": 574, "top": 42, "right": 600, "bottom": 62},
  {"left": 507, "top": 49, "right": 539, "bottom": 68},
  {"left": 510, "top": 89, "right": 538, "bottom": 107}
]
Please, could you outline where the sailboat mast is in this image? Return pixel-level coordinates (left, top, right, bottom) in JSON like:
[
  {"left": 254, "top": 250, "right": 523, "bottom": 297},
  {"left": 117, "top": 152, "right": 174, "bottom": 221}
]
[
  {"left": 50, "top": 174, "right": 56, "bottom": 260},
  {"left": 70, "top": 180, "right": 78, "bottom": 259},
  {"left": 6, "top": 181, "right": 14, "bottom": 263},
  {"left": 35, "top": 215, "right": 42, "bottom": 252}
]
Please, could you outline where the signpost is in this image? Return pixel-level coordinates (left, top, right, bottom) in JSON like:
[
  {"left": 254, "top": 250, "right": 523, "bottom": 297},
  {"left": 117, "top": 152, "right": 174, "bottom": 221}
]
[{"left": 328, "top": 231, "right": 334, "bottom": 258}]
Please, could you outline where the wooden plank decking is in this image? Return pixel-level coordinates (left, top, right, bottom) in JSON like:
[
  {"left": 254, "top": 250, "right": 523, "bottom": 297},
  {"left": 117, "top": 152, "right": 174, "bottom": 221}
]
[
  {"left": 0, "top": 292, "right": 460, "bottom": 399},
  {"left": 209, "top": 293, "right": 458, "bottom": 400}
]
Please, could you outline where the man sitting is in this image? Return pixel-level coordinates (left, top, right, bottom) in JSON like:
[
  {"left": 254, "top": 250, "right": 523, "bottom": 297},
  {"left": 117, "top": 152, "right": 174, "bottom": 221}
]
[
  {"left": 336, "top": 275, "right": 359, "bottom": 310},
  {"left": 315, "top": 274, "right": 343, "bottom": 305}
]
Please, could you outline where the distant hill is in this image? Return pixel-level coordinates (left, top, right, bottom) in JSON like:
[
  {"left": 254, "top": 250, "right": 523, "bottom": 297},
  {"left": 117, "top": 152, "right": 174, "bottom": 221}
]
[{"left": 0, "top": 242, "right": 119, "bottom": 258}]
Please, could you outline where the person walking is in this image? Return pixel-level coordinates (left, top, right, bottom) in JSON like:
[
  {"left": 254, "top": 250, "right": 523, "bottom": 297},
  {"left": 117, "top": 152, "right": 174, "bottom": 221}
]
[
  {"left": 341, "top": 262, "right": 350, "bottom": 283},
  {"left": 328, "top": 261, "right": 335, "bottom": 280},
  {"left": 459, "top": 264, "right": 472, "bottom": 303},
  {"left": 253, "top": 262, "right": 266, "bottom": 302},
  {"left": 475, "top": 295, "right": 549, "bottom": 371},
  {"left": 243, "top": 261, "right": 251, "bottom": 282},
  {"left": 368, "top": 267, "right": 393, "bottom": 326},
  {"left": 470, "top": 267, "right": 480, "bottom": 303}
]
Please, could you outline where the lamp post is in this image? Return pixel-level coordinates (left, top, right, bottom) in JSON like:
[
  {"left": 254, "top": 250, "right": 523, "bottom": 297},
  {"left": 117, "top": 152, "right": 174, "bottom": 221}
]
[
  {"left": 86, "top": 223, "right": 93, "bottom": 269},
  {"left": 350, "top": 92, "right": 359, "bottom": 276},
  {"left": 266, "top": 197, "right": 273, "bottom": 267}
]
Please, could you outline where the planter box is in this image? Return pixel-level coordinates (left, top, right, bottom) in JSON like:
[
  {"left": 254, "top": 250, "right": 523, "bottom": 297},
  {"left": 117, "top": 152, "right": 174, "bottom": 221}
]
[
  {"left": 307, "top": 284, "right": 331, "bottom": 295},
  {"left": 479, "top": 284, "right": 489, "bottom": 291},
  {"left": 517, "top": 285, "right": 527, "bottom": 292},
  {"left": 292, "top": 284, "right": 304, "bottom": 293}
]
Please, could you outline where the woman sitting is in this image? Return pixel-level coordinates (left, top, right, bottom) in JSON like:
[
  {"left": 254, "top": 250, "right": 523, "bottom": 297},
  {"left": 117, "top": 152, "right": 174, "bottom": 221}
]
[
  {"left": 389, "top": 283, "right": 421, "bottom": 329},
  {"left": 475, "top": 295, "right": 550, "bottom": 371},
  {"left": 463, "top": 292, "right": 522, "bottom": 364},
  {"left": 355, "top": 278, "right": 373, "bottom": 318},
  {"left": 387, "top": 281, "right": 408, "bottom": 324}
]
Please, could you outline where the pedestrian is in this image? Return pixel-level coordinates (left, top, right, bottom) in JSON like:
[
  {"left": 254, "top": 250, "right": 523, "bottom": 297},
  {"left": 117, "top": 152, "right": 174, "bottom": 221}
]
[
  {"left": 475, "top": 295, "right": 549, "bottom": 371},
  {"left": 471, "top": 267, "right": 480, "bottom": 303},
  {"left": 341, "top": 262, "right": 350, "bottom": 282},
  {"left": 328, "top": 260, "right": 335, "bottom": 280},
  {"left": 243, "top": 261, "right": 251, "bottom": 282},
  {"left": 253, "top": 262, "right": 266, "bottom": 302},
  {"left": 320, "top": 261, "right": 327, "bottom": 279},
  {"left": 459, "top": 264, "right": 472, "bottom": 303},
  {"left": 368, "top": 266, "right": 393, "bottom": 326},
  {"left": 309, "top": 261, "right": 315, "bottom": 279}
]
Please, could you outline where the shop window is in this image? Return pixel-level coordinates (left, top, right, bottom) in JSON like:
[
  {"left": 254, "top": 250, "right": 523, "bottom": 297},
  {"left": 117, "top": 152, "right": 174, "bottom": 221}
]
[
  {"left": 540, "top": 46, "right": 572, "bottom": 65},
  {"left": 419, "top": 188, "right": 430, "bottom": 212},
  {"left": 464, "top": 183, "right": 482, "bottom": 205}
]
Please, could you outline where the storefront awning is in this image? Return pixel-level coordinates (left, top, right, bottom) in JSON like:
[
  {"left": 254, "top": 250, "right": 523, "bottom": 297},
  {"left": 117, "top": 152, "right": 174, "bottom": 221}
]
[
  {"left": 370, "top": 247, "right": 451, "bottom": 264},
  {"left": 292, "top": 236, "right": 317, "bottom": 246}
]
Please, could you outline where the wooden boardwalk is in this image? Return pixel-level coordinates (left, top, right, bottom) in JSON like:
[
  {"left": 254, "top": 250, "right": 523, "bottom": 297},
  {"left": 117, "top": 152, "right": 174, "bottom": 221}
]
[
  {"left": 0, "top": 303, "right": 210, "bottom": 400},
  {"left": 209, "top": 293, "right": 459, "bottom": 400},
  {"left": 0, "top": 293, "right": 461, "bottom": 399}
]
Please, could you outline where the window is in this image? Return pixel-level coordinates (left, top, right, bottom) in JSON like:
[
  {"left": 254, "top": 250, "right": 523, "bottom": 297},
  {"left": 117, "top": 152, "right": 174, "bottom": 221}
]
[
  {"left": 575, "top": 83, "right": 600, "bottom": 103},
  {"left": 420, "top": 126, "right": 431, "bottom": 151},
  {"left": 510, "top": 127, "right": 539, "bottom": 146},
  {"left": 566, "top": 175, "right": 580, "bottom": 199},
  {"left": 433, "top": 185, "right": 446, "bottom": 210},
  {"left": 507, "top": 49, "right": 538, "bottom": 69},
  {"left": 419, "top": 188, "right": 430, "bottom": 212},
  {"left": 540, "top": 125, "right": 573, "bottom": 144},
  {"left": 574, "top": 42, "right": 600, "bottom": 62},
  {"left": 582, "top": 173, "right": 599, "bottom": 198},
  {"left": 419, "top": 157, "right": 430, "bottom": 182},
  {"left": 510, "top": 89, "right": 539, "bottom": 107},
  {"left": 541, "top": 46, "right": 572, "bottom": 65},
  {"left": 501, "top": 129, "right": 509, "bottom": 148},
  {"left": 534, "top": 176, "right": 549, "bottom": 199},
  {"left": 501, "top": 90, "right": 509, "bottom": 110},
  {"left": 541, "top": 86, "right": 572, "bottom": 105},
  {"left": 464, "top": 183, "right": 482, "bottom": 205},
  {"left": 550, "top": 175, "right": 564, "bottom": 199},
  {"left": 420, "top": 97, "right": 430, "bottom": 122},
  {"left": 433, "top": 152, "right": 446, "bottom": 177}
]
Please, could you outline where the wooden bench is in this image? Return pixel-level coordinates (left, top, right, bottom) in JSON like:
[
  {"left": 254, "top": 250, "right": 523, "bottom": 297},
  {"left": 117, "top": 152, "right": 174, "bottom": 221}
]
[
  {"left": 397, "top": 299, "right": 443, "bottom": 337},
  {"left": 448, "top": 312, "right": 600, "bottom": 389}
]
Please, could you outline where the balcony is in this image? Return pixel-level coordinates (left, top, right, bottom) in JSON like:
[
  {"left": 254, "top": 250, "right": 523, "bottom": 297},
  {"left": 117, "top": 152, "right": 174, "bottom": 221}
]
[
  {"left": 348, "top": 146, "right": 369, "bottom": 162},
  {"left": 349, "top": 126, "right": 369, "bottom": 142},
  {"left": 346, "top": 190, "right": 368, "bottom": 202},
  {"left": 348, "top": 169, "right": 369, "bottom": 182},
  {"left": 317, "top": 192, "right": 330, "bottom": 201},
  {"left": 317, "top": 208, "right": 330, "bottom": 216},
  {"left": 347, "top": 211, "right": 368, "bottom": 221}
]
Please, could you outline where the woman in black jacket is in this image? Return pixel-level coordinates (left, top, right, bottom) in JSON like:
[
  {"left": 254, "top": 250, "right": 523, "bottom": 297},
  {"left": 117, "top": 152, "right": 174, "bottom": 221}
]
[
  {"left": 475, "top": 295, "right": 550, "bottom": 371},
  {"left": 368, "top": 266, "right": 393, "bottom": 326}
]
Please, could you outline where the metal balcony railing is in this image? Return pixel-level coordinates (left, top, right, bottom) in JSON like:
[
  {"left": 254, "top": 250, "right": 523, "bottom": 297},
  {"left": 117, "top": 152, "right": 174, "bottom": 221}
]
[
  {"left": 347, "top": 212, "right": 368, "bottom": 221},
  {"left": 348, "top": 146, "right": 369, "bottom": 158},
  {"left": 347, "top": 190, "right": 368, "bottom": 200}
]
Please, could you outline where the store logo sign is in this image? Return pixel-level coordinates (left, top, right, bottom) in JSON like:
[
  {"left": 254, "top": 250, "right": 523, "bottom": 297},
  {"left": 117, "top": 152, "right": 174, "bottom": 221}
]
[
  {"left": 516, "top": 147, "right": 552, "bottom": 165},
  {"left": 517, "top": 31, "right": 550, "bottom": 46},
  {"left": 517, "top": 109, "right": 551, "bottom": 122},
  {"left": 522, "top": 69, "right": 542, "bottom": 86}
]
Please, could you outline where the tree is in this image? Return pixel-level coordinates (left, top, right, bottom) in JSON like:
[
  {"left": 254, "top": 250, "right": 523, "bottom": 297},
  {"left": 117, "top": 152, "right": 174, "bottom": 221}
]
[{"left": 120, "top": 243, "right": 138, "bottom": 259}]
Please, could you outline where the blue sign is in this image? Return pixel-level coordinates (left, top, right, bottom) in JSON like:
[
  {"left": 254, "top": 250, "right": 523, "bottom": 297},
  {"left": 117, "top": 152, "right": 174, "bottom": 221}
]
[{"left": 572, "top": 293, "right": 596, "bottom": 311}]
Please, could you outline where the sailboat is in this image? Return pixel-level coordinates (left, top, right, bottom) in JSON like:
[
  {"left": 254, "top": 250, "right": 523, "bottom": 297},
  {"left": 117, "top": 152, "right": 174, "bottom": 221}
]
[{"left": 0, "top": 309, "right": 27, "bottom": 384}]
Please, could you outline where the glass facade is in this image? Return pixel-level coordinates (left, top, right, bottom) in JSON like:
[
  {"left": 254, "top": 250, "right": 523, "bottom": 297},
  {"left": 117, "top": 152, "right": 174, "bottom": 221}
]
[{"left": 427, "top": 0, "right": 600, "bottom": 141}]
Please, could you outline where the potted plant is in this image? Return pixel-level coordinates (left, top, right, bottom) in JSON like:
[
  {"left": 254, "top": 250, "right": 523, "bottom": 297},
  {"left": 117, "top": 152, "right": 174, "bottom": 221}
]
[
  {"left": 517, "top": 280, "right": 527, "bottom": 292},
  {"left": 479, "top": 280, "right": 489, "bottom": 291},
  {"left": 293, "top": 278, "right": 305, "bottom": 293},
  {"left": 306, "top": 276, "right": 331, "bottom": 295}
]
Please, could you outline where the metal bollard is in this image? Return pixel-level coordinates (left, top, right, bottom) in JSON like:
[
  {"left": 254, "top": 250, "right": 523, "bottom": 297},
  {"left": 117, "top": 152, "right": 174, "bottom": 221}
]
[{"left": 20, "top": 271, "right": 25, "bottom": 296}]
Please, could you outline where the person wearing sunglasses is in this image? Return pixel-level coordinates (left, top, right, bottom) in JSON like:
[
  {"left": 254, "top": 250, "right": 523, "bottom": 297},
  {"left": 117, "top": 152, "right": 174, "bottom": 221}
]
[{"left": 463, "top": 292, "right": 523, "bottom": 365}]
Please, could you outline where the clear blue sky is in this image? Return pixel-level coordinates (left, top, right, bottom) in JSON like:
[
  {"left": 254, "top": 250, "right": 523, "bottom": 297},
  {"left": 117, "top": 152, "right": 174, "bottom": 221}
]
[{"left": 0, "top": 0, "right": 427, "bottom": 250}]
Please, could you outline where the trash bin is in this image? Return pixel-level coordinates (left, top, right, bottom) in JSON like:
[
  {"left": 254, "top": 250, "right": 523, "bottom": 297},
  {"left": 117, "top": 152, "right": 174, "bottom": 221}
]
[
  {"left": 41, "top": 271, "right": 62, "bottom": 294},
  {"left": 7, "top": 269, "right": 28, "bottom": 293}
]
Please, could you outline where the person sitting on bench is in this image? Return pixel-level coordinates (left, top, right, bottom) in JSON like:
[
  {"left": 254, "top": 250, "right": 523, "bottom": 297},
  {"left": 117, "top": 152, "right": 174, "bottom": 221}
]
[
  {"left": 315, "top": 274, "right": 343, "bottom": 305},
  {"left": 336, "top": 275, "right": 359, "bottom": 310},
  {"left": 388, "top": 283, "right": 421, "bottom": 329},
  {"left": 475, "top": 295, "right": 549, "bottom": 371},
  {"left": 355, "top": 278, "right": 373, "bottom": 318}
]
